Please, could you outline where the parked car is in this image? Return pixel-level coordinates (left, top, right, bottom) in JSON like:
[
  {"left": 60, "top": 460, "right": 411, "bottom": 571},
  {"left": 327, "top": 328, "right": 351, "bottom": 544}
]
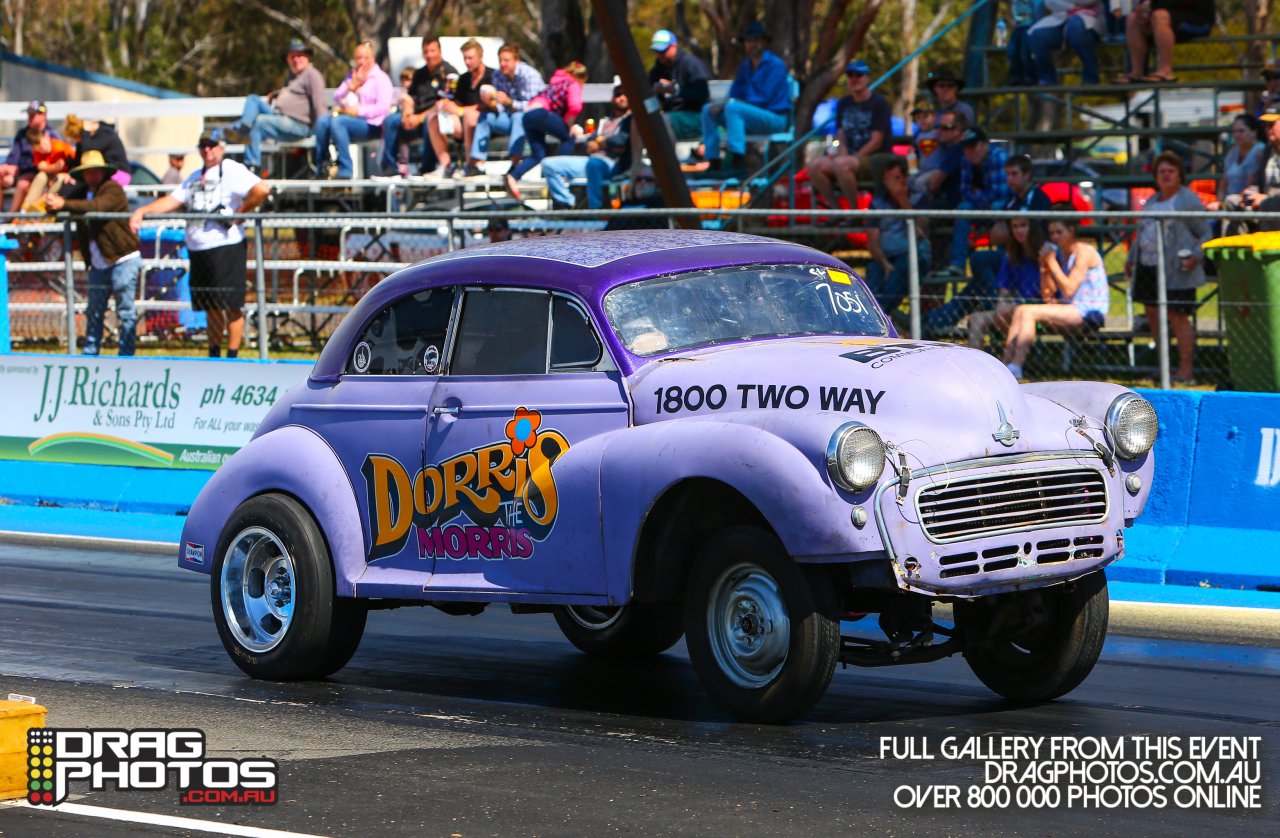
[{"left": 179, "top": 231, "right": 1157, "bottom": 722}]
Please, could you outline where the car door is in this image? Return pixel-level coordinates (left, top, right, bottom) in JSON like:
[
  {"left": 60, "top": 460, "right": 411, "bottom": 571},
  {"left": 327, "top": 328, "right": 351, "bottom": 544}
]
[
  {"left": 300, "top": 286, "right": 457, "bottom": 590},
  {"left": 422, "top": 287, "right": 629, "bottom": 596}
]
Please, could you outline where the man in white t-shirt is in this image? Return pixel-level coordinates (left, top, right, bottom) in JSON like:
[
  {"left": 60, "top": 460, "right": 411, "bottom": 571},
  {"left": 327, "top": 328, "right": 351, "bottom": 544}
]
[{"left": 130, "top": 131, "right": 270, "bottom": 358}]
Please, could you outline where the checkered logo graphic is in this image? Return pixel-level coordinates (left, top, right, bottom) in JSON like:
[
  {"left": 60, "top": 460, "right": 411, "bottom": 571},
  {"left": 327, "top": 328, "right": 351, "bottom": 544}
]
[{"left": 27, "top": 728, "right": 57, "bottom": 805}]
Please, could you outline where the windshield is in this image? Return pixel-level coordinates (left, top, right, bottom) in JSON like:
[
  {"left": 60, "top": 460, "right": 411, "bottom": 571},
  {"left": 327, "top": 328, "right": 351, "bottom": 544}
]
[{"left": 604, "top": 263, "right": 888, "bottom": 356}]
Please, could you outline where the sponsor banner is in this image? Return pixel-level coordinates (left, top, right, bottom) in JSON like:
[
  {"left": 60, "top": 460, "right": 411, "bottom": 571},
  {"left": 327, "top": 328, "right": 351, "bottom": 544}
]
[{"left": 0, "top": 356, "right": 308, "bottom": 470}]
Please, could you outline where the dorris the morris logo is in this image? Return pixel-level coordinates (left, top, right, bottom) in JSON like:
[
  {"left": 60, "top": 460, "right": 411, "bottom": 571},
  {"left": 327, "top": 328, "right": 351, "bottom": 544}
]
[
  {"left": 992, "top": 401, "right": 1020, "bottom": 447},
  {"left": 363, "top": 407, "right": 570, "bottom": 561}
]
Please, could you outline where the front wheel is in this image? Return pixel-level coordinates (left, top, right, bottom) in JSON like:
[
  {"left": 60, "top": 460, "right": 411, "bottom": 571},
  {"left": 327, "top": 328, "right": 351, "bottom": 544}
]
[
  {"left": 553, "top": 603, "right": 684, "bottom": 657},
  {"left": 684, "top": 526, "right": 840, "bottom": 724},
  {"left": 212, "top": 493, "right": 367, "bottom": 680},
  {"left": 957, "top": 570, "right": 1109, "bottom": 703}
]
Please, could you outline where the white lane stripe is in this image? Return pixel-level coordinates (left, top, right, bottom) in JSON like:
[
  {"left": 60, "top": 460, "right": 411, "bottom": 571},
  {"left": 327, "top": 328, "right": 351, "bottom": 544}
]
[
  {"left": 1111, "top": 599, "right": 1280, "bottom": 615},
  {"left": 0, "top": 799, "right": 329, "bottom": 838}
]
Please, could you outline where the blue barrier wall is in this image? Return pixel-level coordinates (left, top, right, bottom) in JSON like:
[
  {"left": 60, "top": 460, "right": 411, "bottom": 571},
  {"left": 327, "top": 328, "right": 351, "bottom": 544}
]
[{"left": 1, "top": 389, "right": 1278, "bottom": 590}]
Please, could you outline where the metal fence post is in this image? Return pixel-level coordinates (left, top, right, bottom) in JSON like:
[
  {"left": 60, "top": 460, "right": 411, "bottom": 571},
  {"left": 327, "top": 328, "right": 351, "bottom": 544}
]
[
  {"left": 906, "top": 213, "right": 921, "bottom": 340},
  {"left": 1154, "top": 219, "right": 1170, "bottom": 390},
  {"left": 61, "top": 216, "right": 76, "bottom": 353},
  {"left": 254, "top": 218, "right": 268, "bottom": 361}
]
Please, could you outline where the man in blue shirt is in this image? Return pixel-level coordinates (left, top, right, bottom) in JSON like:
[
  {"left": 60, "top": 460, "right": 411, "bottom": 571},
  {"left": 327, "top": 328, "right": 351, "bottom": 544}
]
[
  {"left": 700, "top": 21, "right": 790, "bottom": 174},
  {"left": 944, "top": 127, "right": 1011, "bottom": 276}
]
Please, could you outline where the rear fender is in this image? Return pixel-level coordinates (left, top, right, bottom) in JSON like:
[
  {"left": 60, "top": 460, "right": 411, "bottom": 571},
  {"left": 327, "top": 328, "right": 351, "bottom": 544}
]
[{"left": 178, "top": 425, "right": 366, "bottom": 596}]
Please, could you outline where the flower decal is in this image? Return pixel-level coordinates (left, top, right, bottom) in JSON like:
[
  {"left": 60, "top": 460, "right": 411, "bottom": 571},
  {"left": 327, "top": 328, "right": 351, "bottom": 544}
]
[{"left": 505, "top": 407, "right": 542, "bottom": 456}]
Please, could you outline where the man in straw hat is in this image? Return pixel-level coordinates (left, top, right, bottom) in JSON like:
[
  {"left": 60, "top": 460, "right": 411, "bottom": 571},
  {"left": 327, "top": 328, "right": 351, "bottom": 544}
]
[
  {"left": 130, "top": 130, "right": 269, "bottom": 358},
  {"left": 47, "top": 151, "right": 142, "bottom": 356}
]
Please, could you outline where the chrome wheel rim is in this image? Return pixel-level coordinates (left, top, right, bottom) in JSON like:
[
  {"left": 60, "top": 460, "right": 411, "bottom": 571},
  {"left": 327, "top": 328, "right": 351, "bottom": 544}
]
[
  {"left": 220, "top": 526, "right": 296, "bottom": 653},
  {"left": 706, "top": 562, "right": 790, "bottom": 688},
  {"left": 565, "top": 605, "right": 623, "bottom": 630}
]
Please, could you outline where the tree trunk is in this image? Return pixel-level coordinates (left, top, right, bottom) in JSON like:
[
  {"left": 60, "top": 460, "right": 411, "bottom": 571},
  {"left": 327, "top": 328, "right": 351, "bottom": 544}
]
[
  {"left": 541, "top": 0, "right": 586, "bottom": 74},
  {"left": 1245, "top": 0, "right": 1272, "bottom": 80},
  {"left": 897, "top": 0, "right": 918, "bottom": 121}
]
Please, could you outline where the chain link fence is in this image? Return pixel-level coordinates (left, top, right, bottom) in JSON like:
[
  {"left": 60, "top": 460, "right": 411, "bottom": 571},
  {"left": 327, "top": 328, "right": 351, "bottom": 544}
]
[{"left": 3, "top": 206, "right": 1278, "bottom": 390}]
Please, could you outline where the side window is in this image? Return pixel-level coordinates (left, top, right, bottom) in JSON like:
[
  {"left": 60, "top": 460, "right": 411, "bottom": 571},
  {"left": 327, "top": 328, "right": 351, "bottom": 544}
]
[
  {"left": 550, "top": 297, "right": 605, "bottom": 371},
  {"left": 346, "top": 287, "right": 456, "bottom": 376},
  {"left": 450, "top": 289, "right": 550, "bottom": 375}
]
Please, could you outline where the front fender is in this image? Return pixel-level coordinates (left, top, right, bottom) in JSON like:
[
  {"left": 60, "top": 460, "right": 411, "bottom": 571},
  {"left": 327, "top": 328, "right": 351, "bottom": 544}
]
[
  {"left": 599, "top": 419, "right": 879, "bottom": 600},
  {"left": 178, "top": 425, "right": 366, "bottom": 596},
  {"left": 1022, "top": 381, "right": 1155, "bottom": 522}
]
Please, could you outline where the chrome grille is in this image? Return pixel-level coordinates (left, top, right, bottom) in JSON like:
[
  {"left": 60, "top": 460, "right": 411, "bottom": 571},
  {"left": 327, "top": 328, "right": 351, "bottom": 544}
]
[{"left": 917, "top": 467, "right": 1108, "bottom": 542}]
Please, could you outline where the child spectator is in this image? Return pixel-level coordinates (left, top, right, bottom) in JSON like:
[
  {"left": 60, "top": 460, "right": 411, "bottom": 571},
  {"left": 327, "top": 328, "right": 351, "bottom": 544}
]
[
  {"left": 1003, "top": 207, "right": 1110, "bottom": 379},
  {"left": 1029, "top": 1, "right": 1106, "bottom": 86},
  {"left": 967, "top": 215, "right": 1047, "bottom": 349},
  {"left": 22, "top": 114, "right": 79, "bottom": 214}
]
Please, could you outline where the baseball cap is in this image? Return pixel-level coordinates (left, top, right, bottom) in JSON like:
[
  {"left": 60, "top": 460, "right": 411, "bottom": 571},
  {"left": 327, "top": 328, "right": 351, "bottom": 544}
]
[
  {"left": 845, "top": 59, "right": 871, "bottom": 76},
  {"left": 961, "top": 127, "right": 988, "bottom": 146},
  {"left": 197, "top": 129, "right": 225, "bottom": 148},
  {"left": 651, "top": 30, "right": 677, "bottom": 52},
  {"left": 1261, "top": 105, "right": 1280, "bottom": 122},
  {"left": 910, "top": 98, "right": 934, "bottom": 114},
  {"left": 25, "top": 100, "right": 46, "bottom": 115},
  {"left": 285, "top": 38, "right": 311, "bottom": 55}
]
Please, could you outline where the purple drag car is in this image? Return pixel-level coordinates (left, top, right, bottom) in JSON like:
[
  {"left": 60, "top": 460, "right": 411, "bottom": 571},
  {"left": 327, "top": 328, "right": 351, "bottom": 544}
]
[{"left": 180, "top": 230, "right": 1157, "bottom": 723}]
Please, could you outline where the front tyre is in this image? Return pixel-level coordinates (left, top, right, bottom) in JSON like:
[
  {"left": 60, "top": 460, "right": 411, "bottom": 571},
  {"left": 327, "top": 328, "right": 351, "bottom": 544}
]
[
  {"left": 957, "top": 570, "right": 1109, "bottom": 703},
  {"left": 684, "top": 526, "right": 840, "bottom": 723},
  {"left": 212, "top": 493, "right": 367, "bottom": 680}
]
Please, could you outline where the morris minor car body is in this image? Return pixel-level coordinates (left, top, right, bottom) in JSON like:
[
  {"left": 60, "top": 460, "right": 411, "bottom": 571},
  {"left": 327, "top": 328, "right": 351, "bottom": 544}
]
[{"left": 180, "top": 231, "right": 1157, "bottom": 722}]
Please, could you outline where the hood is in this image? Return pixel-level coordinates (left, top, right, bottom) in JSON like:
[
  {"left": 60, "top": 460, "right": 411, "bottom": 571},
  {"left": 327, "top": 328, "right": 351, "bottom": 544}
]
[{"left": 628, "top": 337, "right": 1096, "bottom": 468}]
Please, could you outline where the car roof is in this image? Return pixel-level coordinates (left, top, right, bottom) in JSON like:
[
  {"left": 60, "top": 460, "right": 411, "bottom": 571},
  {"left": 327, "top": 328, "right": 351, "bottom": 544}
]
[{"left": 311, "top": 230, "right": 848, "bottom": 381}]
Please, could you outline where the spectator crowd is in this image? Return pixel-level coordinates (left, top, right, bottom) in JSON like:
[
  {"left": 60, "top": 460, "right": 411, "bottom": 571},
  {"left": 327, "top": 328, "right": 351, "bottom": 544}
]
[{"left": 4, "top": 7, "right": 1279, "bottom": 387}]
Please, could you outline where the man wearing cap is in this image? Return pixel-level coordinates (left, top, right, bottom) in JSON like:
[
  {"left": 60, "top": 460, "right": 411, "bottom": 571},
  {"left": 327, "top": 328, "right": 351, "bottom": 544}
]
[
  {"left": 129, "top": 132, "right": 270, "bottom": 358},
  {"left": 46, "top": 151, "right": 142, "bottom": 356},
  {"left": 940, "top": 127, "right": 1011, "bottom": 277},
  {"left": 468, "top": 43, "right": 546, "bottom": 177},
  {"left": 701, "top": 21, "right": 791, "bottom": 174},
  {"left": 0, "top": 101, "right": 62, "bottom": 212},
  {"left": 649, "top": 29, "right": 711, "bottom": 141},
  {"left": 224, "top": 39, "right": 327, "bottom": 176},
  {"left": 923, "top": 68, "right": 975, "bottom": 131},
  {"left": 807, "top": 59, "right": 890, "bottom": 222},
  {"left": 539, "top": 82, "right": 633, "bottom": 210},
  {"left": 1258, "top": 62, "right": 1280, "bottom": 119}
]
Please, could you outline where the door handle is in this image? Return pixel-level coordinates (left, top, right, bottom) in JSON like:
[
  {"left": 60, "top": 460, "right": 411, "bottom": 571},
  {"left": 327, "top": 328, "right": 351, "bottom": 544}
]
[{"left": 432, "top": 405, "right": 459, "bottom": 416}]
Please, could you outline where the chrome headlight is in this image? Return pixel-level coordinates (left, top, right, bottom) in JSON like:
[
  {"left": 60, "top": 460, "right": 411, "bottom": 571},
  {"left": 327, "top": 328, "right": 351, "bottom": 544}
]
[
  {"left": 1106, "top": 394, "right": 1158, "bottom": 459},
  {"left": 826, "top": 423, "right": 886, "bottom": 491}
]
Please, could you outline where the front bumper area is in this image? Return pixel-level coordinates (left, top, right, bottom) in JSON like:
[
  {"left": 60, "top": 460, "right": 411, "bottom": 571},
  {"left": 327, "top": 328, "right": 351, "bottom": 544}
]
[{"left": 874, "top": 451, "right": 1123, "bottom": 597}]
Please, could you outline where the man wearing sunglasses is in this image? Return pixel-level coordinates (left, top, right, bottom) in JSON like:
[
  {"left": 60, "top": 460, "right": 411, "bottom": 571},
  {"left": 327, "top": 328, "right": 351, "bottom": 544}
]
[{"left": 808, "top": 59, "right": 890, "bottom": 223}]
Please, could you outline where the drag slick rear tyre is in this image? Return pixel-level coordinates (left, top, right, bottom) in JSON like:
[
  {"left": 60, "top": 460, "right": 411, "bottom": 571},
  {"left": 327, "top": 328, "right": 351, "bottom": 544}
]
[
  {"left": 553, "top": 603, "right": 684, "bottom": 656},
  {"left": 957, "top": 570, "right": 1108, "bottom": 703},
  {"left": 684, "top": 526, "right": 840, "bottom": 724},
  {"left": 212, "top": 493, "right": 367, "bottom": 680}
]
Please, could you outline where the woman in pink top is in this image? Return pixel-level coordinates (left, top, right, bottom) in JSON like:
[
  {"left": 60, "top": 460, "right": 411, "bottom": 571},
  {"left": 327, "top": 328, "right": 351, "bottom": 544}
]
[
  {"left": 507, "top": 61, "right": 588, "bottom": 198},
  {"left": 313, "top": 42, "right": 394, "bottom": 179}
]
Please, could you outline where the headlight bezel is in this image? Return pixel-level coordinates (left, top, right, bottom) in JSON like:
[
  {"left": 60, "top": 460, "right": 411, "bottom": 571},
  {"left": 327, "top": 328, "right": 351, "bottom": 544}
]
[
  {"left": 1105, "top": 393, "right": 1158, "bottom": 460},
  {"left": 826, "top": 422, "right": 887, "bottom": 492}
]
